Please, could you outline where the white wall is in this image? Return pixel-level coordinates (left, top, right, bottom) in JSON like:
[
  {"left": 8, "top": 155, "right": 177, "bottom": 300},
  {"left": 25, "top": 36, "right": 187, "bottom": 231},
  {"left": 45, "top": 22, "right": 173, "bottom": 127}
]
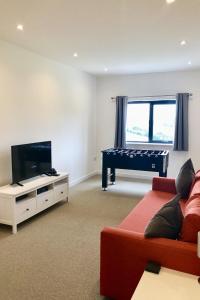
[
  {"left": 0, "top": 40, "right": 97, "bottom": 186},
  {"left": 1, "top": 38, "right": 199, "bottom": 185},
  {"left": 96, "top": 70, "right": 200, "bottom": 178}
]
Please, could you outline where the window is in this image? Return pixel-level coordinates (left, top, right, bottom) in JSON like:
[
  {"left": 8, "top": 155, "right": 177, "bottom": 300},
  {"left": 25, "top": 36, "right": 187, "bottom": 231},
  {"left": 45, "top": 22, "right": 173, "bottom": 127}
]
[{"left": 126, "top": 100, "right": 176, "bottom": 144}]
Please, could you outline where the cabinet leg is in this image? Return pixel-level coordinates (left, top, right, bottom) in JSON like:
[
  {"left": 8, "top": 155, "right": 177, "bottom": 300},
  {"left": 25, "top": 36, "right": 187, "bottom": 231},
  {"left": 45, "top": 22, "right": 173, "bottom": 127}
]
[{"left": 12, "top": 225, "right": 17, "bottom": 234}]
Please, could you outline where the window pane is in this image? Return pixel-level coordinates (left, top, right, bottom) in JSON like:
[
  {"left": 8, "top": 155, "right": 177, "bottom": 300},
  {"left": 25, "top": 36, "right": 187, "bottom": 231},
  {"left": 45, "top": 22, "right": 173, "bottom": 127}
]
[
  {"left": 153, "top": 104, "right": 176, "bottom": 142},
  {"left": 126, "top": 103, "right": 150, "bottom": 142}
]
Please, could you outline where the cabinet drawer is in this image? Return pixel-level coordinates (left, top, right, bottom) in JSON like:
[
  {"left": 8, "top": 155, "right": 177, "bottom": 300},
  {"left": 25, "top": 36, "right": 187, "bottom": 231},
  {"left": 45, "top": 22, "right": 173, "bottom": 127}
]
[
  {"left": 36, "top": 191, "right": 54, "bottom": 212},
  {"left": 16, "top": 198, "right": 36, "bottom": 224},
  {"left": 54, "top": 183, "right": 68, "bottom": 203}
]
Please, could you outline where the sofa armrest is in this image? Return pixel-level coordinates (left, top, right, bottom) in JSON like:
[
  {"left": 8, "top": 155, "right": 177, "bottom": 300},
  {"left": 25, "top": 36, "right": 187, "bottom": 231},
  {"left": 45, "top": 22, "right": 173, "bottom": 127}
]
[
  {"left": 101, "top": 227, "right": 200, "bottom": 275},
  {"left": 152, "top": 177, "right": 177, "bottom": 194},
  {"left": 100, "top": 227, "right": 200, "bottom": 300}
]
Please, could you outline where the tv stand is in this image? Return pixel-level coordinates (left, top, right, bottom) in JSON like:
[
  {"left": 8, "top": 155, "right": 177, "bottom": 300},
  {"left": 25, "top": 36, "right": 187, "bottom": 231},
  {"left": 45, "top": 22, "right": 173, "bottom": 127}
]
[{"left": 0, "top": 173, "right": 69, "bottom": 234}]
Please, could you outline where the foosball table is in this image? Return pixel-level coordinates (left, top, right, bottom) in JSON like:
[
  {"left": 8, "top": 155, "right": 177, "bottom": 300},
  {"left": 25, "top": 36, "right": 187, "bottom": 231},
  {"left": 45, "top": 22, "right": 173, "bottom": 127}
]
[{"left": 101, "top": 148, "right": 169, "bottom": 190}]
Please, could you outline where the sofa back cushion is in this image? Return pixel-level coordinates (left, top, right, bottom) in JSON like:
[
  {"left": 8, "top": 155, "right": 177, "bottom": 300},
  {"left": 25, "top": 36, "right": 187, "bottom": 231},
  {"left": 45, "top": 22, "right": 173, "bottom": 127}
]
[
  {"left": 188, "top": 171, "right": 200, "bottom": 199},
  {"left": 181, "top": 195, "right": 200, "bottom": 243},
  {"left": 189, "top": 178, "right": 200, "bottom": 199},
  {"left": 195, "top": 169, "right": 200, "bottom": 178}
]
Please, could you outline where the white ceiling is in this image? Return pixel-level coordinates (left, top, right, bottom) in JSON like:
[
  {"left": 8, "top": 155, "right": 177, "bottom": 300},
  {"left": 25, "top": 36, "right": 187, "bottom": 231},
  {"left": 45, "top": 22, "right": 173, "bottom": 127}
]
[{"left": 0, "top": 0, "right": 200, "bottom": 75}]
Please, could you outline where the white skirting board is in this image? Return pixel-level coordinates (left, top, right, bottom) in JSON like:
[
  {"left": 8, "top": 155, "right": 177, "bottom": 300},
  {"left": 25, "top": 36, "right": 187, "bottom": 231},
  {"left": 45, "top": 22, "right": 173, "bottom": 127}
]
[
  {"left": 69, "top": 169, "right": 153, "bottom": 188},
  {"left": 69, "top": 171, "right": 98, "bottom": 187},
  {"left": 96, "top": 170, "right": 153, "bottom": 181}
]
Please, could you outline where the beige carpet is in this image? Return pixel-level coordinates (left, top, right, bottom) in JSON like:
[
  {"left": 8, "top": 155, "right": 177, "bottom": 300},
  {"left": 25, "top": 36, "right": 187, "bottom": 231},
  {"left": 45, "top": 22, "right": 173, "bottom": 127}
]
[{"left": 0, "top": 175, "right": 151, "bottom": 300}]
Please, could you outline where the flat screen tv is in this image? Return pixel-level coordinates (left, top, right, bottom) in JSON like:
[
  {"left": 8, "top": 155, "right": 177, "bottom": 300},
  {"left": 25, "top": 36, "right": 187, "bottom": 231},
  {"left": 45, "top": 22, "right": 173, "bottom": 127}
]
[{"left": 11, "top": 141, "right": 52, "bottom": 184}]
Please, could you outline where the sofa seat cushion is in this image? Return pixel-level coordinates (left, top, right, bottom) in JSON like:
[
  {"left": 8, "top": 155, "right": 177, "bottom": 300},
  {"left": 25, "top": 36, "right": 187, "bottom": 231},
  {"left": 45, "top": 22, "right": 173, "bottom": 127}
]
[{"left": 118, "top": 190, "right": 176, "bottom": 233}]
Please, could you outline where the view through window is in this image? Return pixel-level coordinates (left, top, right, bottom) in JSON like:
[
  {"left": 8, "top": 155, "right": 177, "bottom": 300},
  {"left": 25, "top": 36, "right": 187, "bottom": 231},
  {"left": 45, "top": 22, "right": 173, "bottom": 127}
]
[{"left": 126, "top": 100, "right": 176, "bottom": 144}]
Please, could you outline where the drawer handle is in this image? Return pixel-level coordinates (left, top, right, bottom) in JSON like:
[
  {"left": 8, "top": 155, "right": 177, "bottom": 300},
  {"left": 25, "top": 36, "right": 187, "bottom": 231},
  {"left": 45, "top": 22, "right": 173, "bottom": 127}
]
[
  {"left": 45, "top": 199, "right": 49, "bottom": 202},
  {"left": 26, "top": 208, "right": 30, "bottom": 211}
]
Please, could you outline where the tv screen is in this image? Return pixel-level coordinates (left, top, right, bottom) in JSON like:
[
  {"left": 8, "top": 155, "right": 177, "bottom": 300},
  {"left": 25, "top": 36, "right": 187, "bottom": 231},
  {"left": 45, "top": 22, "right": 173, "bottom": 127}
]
[{"left": 11, "top": 141, "right": 52, "bottom": 184}]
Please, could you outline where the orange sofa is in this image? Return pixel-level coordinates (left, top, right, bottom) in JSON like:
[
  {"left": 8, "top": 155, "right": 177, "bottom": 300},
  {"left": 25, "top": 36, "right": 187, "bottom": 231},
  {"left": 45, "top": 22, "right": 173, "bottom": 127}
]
[{"left": 100, "top": 177, "right": 200, "bottom": 300}]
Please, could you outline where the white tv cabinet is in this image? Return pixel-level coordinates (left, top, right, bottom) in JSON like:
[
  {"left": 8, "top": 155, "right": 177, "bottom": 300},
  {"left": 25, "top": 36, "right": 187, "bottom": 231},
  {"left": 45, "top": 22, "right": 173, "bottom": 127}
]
[{"left": 0, "top": 173, "right": 69, "bottom": 234}]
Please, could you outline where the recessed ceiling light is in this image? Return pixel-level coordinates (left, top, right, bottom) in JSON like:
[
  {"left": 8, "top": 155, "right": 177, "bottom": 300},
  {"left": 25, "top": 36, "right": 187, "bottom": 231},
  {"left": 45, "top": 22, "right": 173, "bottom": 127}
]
[
  {"left": 17, "top": 24, "right": 24, "bottom": 31},
  {"left": 73, "top": 52, "right": 78, "bottom": 57},
  {"left": 166, "top": 0, "right": 175, "bottom": 4},
  {"left": 188, "top": 61, "right": 192, "bottom": 65},
  {"left": 180, "top": 40, "right": 186, "bottom": 46},
  {"left": 104, "top": 67, "right": 108, "bottom": 72}
]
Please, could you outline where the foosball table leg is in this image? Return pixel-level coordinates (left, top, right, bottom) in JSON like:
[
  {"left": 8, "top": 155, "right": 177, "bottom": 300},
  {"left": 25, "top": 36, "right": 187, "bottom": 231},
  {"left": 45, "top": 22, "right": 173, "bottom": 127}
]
[
  {"left": 159, "top": 170, "right": 167, "bottom": 177},
  {"left": 110, "top": 168, "right": 116, "bottom": 185},
  {"left": 102, "top": 165, "right": 108, "bottom": 191}
]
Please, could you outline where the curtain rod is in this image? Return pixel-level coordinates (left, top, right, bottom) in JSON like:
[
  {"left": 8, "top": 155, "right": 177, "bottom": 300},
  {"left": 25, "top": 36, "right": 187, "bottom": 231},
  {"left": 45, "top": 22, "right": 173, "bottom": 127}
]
[{"left": 111, "top": 93, "right": 193, "bottom": 100}]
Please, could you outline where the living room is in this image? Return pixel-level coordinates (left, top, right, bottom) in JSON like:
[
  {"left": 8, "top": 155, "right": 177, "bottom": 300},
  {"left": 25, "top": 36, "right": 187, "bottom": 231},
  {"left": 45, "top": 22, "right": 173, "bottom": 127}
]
[{"left": 0, "top": 0, "right": 200, "bottom": 299}]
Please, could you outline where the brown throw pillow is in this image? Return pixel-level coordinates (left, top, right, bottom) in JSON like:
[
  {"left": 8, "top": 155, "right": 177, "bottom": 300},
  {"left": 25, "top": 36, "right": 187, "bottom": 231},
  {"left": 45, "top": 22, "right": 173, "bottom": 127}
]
[
  {"left": 144, "top": 194, "right": 183, "bottom": 239},
  {"left": 175, "top": 159, "right": 195, "bottom": 199}
]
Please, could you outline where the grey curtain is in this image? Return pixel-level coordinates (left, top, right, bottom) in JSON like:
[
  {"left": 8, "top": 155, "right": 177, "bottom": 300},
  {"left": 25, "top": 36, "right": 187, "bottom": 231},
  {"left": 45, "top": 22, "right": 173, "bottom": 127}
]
[
  {"left": 114, "top": 96, "right": 128, "bottom": 148},
  {"left": 173, "top": 93, "right": 189, "bottom": 151}
]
